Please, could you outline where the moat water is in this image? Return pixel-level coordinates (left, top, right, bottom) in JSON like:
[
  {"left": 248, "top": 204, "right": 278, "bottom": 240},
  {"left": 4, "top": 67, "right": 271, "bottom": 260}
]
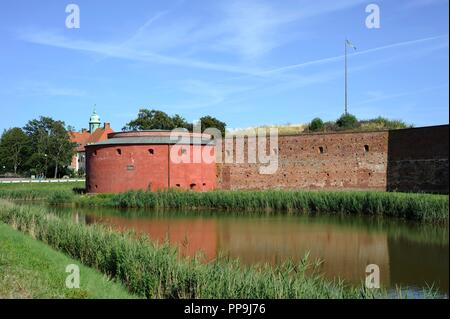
[{"left": 37, "top": 204, "right": 449, "bottom": 297}]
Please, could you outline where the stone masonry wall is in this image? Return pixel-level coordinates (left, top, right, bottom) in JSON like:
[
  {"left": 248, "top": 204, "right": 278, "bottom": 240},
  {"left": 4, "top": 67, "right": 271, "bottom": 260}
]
[
  {"left": 216, "top": 125, "right": 448, "bottom": 194},
  {"left": 387, "top": 125, "right": 449, "bottom": 194}
]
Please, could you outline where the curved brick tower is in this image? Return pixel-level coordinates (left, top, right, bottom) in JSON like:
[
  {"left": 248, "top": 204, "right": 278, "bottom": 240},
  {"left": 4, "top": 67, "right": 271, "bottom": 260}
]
[{"left": 85, "top": 130, "right": 216, "bottom": 193}]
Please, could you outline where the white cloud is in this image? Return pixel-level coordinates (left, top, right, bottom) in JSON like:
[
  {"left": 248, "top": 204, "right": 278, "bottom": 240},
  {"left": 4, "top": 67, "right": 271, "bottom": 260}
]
[{"left": 17, "top": 81, "right": 86, "bottom": 97}]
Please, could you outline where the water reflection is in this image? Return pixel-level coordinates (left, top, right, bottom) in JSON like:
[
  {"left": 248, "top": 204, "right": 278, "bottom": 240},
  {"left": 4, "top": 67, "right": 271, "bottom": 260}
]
[{"left": 60, "top": 207, "right": 448, "bottom": 295}]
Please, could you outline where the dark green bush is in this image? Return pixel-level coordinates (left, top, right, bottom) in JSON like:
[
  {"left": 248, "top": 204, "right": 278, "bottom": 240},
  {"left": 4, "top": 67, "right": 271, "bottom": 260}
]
[
  {"left": 308, "top": 118, "right": 324, "bottom": 132},
  {"left": 336, "top": 113, "right": 359, "bottom": 129}
]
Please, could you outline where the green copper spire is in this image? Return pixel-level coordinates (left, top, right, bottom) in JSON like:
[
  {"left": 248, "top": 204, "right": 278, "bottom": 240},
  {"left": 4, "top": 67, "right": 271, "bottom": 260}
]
[{"left": 89, "top": 106, "right": 101, "bottom": 133}]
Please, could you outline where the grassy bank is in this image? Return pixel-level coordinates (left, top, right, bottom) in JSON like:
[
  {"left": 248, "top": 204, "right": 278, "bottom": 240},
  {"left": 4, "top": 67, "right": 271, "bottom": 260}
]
[
  {"left": 0, "top": 222, "right": 135, "bottom": 298},
  {"left": 0, "top": 200, "right": 406, "bottom": 299},
  {"left": 0, "top": 183, "right": 447, "bottom": 222},
  {"left": 0, "top": 182, "right": 83, "bottom": 201}
]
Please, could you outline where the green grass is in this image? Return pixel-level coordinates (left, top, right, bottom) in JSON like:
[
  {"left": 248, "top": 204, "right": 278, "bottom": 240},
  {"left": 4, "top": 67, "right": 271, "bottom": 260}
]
[
  {"left": 0, "top": 182, "right": 447, "bottom": 222},
  {"left": 0, "top": 182, "right": 82, "bottom": 201},
  {"left": 0, "top": 200, "right": 395, "bottom": 299},
  {"left": 77, "top": 189, "right": 448, "bottom": 222},
  {"left": 0, "top": 222, "right": 136, "bottom": 299},
  {"left": 0, "top": 200, "right": 442, "bottom": 299}
]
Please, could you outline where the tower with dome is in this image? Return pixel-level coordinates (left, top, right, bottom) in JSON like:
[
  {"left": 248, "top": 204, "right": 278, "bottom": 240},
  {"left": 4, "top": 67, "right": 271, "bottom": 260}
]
[{"left": 68, "top": 109, "right": 113, "bottom": 174}]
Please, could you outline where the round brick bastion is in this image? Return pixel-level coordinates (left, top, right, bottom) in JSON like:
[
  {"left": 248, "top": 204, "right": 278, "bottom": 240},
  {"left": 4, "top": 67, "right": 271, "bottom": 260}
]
[{"left": 85, "top": 130, "right": 216, "bottom": 193}]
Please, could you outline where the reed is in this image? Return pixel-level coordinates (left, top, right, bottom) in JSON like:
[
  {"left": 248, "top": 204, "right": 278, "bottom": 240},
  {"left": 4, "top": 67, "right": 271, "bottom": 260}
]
[
  {"left": 0, "top": 200, "right": 403, "bottom": 299},
  {"left": 86, "top": 190, "right": 449, "bottom": 222},
  {"left": 0, "top": 183, "right": 447, "bottom": 222}
]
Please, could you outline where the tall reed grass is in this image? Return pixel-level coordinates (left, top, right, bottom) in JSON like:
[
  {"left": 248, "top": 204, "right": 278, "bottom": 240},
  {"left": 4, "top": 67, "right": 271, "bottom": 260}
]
[
  {"left": 1, "top": 183, "right": 447, "bottom": 222},
  {"left": 0, "top": 200, "right": 401, "bottom": 299},
  {"left": 87, "top": 190, "right": 448, "bottom": 222}
]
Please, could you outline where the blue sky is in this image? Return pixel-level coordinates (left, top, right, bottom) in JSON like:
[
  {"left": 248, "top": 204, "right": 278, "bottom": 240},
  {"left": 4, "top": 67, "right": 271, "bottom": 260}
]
[{"left": 0, "top": 0, "right": 448, "bottom": 132}]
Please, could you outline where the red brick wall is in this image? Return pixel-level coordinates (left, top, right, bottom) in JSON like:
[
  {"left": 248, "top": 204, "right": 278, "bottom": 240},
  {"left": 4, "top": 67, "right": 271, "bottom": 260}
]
[
  {"left": 387, "top": 125, "right": 449, "bottom": 193},
  {"left": 217, "top": 130, "right": 389, "bottom": 191},
  {"left": 85, "top": 126, "right": 448, "bottom": 194},
  {"left": 217, "top": 125, "right": 449, "bottom": 193},
  {"left": 86, "top": 144, "right": 216, "bottom": 193}
]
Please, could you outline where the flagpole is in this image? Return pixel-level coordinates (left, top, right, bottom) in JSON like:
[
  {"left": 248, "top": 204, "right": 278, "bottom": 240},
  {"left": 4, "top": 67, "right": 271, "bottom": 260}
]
[{"left": 345, "top": 39, "right": 348, "bottom": 115}]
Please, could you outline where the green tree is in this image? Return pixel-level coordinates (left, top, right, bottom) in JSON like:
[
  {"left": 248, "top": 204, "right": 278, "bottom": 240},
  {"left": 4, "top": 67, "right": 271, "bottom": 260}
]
[
  {"left": 308, "top": 118, "right": 324, "bottom": 132},
  {"left": 123, "top": 109, "right": 192, "bottom": 131},
  {"left": 172, "top": 114, "right": 193, "bottom": 131},
  {"left": 199, "top": 116, "right": 227, "bottom": 137},
  {"left": 0, "top": 128, "right": 30, "bottom": 175},
  {"left": 23, "top": 117, "right": 75, "bottom": 178},
  {"left": 336, "top": 113, "right": 358, "bottom": 129}
]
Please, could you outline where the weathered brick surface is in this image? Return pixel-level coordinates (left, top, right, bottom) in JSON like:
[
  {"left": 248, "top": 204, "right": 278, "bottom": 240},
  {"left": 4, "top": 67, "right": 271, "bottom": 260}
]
[
  {"left": 217, "top": 125, "right": 449, "bottom": 194},
  {"left": 86, "top": 143, "right": 216, "bottom": 193},
  {"left": 86, "top": 126, "right": 448, "bottom": 194},
  {"left": 387, "top": 125, "right": 449, "bottom": 193}
]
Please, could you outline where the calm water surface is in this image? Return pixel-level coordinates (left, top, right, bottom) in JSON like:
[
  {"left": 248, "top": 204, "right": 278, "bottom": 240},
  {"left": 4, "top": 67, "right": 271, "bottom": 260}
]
[{"left": 45, "top": 205, "right": 449, "bottom": 296}]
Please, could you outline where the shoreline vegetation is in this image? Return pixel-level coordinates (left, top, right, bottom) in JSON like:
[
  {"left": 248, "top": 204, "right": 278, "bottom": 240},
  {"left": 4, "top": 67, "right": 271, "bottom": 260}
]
[
  {"left": 0, "top": 222, "right": 135, "bottom": 299},
  {"left": 0, "top": 200, "right": 440, "bottom": 299},
  {"left": 0, "top": 182, "right": 447, "bottom": 223}
]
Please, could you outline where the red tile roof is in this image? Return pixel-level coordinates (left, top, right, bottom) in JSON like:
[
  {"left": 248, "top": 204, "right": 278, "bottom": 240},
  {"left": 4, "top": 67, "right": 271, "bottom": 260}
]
[{"left": 69, "top": 123, "right": 113, "bottom": 152}]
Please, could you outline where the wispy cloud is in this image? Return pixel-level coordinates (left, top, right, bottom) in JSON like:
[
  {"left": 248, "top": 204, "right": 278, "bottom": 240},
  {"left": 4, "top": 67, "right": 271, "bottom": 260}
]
[
  {"left": 215, "top": 0, "right": 369, "bottom": 59},
  {"left": 258, "top": 34, "right": 449, "bottom": 76},
  {"left": 19, "top": 30, "right": 262, "bottom": 75},
  {"left": 17, "top": 0, "right": 370, "bottom": 73},
  {"left": 354, "top": 84, "right": 449, "bottom": 106},
  {"left": 17, "top": 81, "right": 86, "bottom": 97}
]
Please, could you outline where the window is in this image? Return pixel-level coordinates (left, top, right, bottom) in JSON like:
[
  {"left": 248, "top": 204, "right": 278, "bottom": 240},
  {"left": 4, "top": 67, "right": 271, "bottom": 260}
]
[
  {"left": 116, "top": 149, "right": 122, "bottom": 155},
  {"left": 176, "top": 184, "right": 181, "bottom": 187},
  {"left": 93, "top": 150, "right": 97, "bottom": 156},
  {"left": 364, "top": 145, "right": 370, "bottom": 153},
  {"left": 190, "top": 183, "right": 197, "bottom": 190},
  {"left": 318, "top": 146, "right": 324, "bottom": 154},
  {"left": 148, "top": 148, "right": 154, "bottom": 155}
]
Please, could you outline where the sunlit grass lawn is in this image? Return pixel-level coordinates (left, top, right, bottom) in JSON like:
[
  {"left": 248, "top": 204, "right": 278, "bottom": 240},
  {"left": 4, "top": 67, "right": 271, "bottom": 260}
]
[{"left": 0, "top": 222, "right": 136, "bottom": 299}]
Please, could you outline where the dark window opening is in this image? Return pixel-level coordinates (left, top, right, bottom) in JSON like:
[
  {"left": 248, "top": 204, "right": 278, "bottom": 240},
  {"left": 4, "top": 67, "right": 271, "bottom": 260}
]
[
  {"left": 190, "top": 183, "right": 196, "bottom": 190},
  {"left": 202, "top": 183, "right": 206, "bottom": 186},
  {"left": 364, "top": 145, "right": 369, "bottom": 152},
  {"left": 95, "top": 185, "right": 98, "bottom": 189},
  {"left": 116, "top": 149, "right": 122, "bottom": 155},
  {"left": 148, "top": 149, "right": 154, "bottom": 155},
  {"left": 176, "top": 184, "right": 181, "bottom": 187},
  {"left": 93, "top": 151, "right": 97, "bottom": 156},
  {"left": 318, "top": 146, "right": 324, "bottom": 154}
]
